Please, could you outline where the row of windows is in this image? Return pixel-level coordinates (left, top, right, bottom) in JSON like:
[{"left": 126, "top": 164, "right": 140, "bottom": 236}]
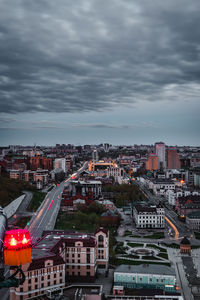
[
  {"left": 20, "top": 279, "right": 63, "bottom": 293},
  {"left": 66, "top": 247, "right": 91, "bottom": 252},
  {"left": 66, "top": 265, "right": 91, "bottom": 269},
  {"left": 28, "top": 265, "right": 63, "bottom": 278},
  {"left": 28, "top": 272, "right": 63, "bottom": 284},
  {"left": 66, "top": 271, "right": 91, "bottom": 276}
]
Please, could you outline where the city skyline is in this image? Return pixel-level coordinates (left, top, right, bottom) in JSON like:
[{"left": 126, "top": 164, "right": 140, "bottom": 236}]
[{"left": 0, "top": 0, "right": 200, "bottom": 146}]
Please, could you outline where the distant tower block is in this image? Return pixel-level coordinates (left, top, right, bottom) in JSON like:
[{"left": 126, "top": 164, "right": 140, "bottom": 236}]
[
  {"left": 92, "top": 149, "right": 99, "bottom": 162},
  {"left": 155, "top": 142, "right": 166, "bottom": 170}
]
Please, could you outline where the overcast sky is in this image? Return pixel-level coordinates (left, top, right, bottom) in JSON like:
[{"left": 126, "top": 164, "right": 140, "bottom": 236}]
[{"left": 0, "top": 0, "right": 200, "bottom": 146}]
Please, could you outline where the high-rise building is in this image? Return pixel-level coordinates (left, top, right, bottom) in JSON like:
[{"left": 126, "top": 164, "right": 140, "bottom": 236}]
[
  {"left": 54, "top": 158, "right": 67, "bottom": 172},
  {"left": 155, "top": 142, "right": 166, "bottom": 169},
  {"left": 146, "top": 153, "right": 159, "bottom": 171},
  {"left": 167, "top": 147, "right": 180, "bottom": 169},
  {"left": 92, "top": 149, "right": 99, "bottom": 162}
]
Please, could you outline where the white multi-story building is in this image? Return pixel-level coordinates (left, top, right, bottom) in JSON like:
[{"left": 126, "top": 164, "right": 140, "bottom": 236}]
[
  {"left": 133, "top": 204, "right": 165, "bottom": 228},
  {"left": 166, "top": 189, "right": 200, "bottom": 206},
  {"left": 147, "top": 178, "right": 176, "bottom": 195},
  {"left": 54, "top": 158, "right": 67, "bottom": 173},
  {"left": 155, "top": 142, "right": 166, "bottom": 169},
  {"left": 107, "top": 166, "right": 124, "bottom": 183}
]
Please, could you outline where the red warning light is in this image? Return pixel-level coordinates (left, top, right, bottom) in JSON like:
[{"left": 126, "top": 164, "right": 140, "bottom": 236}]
[{"left": 4, "top": 229, "right": 32, "bottom": 266}]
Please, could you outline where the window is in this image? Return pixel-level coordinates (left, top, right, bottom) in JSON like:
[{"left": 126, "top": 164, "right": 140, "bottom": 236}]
[
  {"left": 87, "top": 254, "right": 90, "bottom": 263},
  {"left": 98, "top": 235, "right": 104, "bottom": 242},
  {"left": 132, "top": 277, "right": 135, "bottom": 280},
  {"left": 72, "top": 259, "right": 74, "bottom": 263},
  {"left": 28, "top": 279, "right": 31, "bottom": 284},
  {"left": 20, "top": 287, "right": 23, "bottom": 292},
  {"left": 41, "top": 283, "right": 44, "bottom": 288},
  {"left": 48, "top": 275, "right": 50, "bottom": 280},
  {"left": 54, "top": 280, "right": 56, "bottom": 285},
  {"left": 78, "top": 265, "right": 80, "bottom": 269},
  {"left": 78, "top": 272, "right": 80, "bottom": 277},
  {"left": 48, "top": 281, "right": 50, "bottom": 286},
  {"left": 35, "top": 284, "right": 38, "bottom": 289},
  {"left": 87, "top": 272, "right": 90, "bottom": 276},
  {"left": 60, "top": 279, "right": 63, "bottom": 283},
  {"left": 78, "top": 259, "right": 80, "bottom": 263},
  {"left": 54, "top": 273, "right": 56, "bottom": 278},
  {"left": 35, "top": 277, "right": 38, "bottom": 282},
  {"left": 60, "top": 272, "right": 62, "bottom": 277},
  {"left": 87, "top": 265, "right": 90, "bottom": 269},
  {"left": 41, "top": 276, "right": 44, "bottom": 281},
  {"left": 78, "top": 254, "right": 80, "bottom": 258},
  {"left": 72, "top": 266, "right": 75, "bottom": 269},
  {"left": 87, "top": 248, "right": 90, "bottom": 252},
  {"left": 72, "top": 254, "right": 74, "bottom": 258}
]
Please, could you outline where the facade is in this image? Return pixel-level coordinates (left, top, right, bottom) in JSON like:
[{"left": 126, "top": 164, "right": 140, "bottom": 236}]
[
  {"left": 10, "top": 228, "right": 109, "bottom": 299},
  {"left": 100, "top": 209, "right": 119, "bottom": 226},
  {"left": 30, "top": 156, "right": 52, "bottom": 171},
  {"left": 54, "top": 158, "right": 67, "bottom": 173},
  {"left": 146, "top": 154, "right": 158, "bottom": 171},
  {"left": 175, "top": 195, "right": 200, "bottom": 217},
  {"left": 10, "top": 249, "right": 65, "bottom": 300},
  {"left": 92, "top": 149, "right": 99, "bottom": 162},
  {"left": 180, "top": 237, "right": 191, "bottom": 255},
  {"left": 166, "top": 189, "right": 200, "bottom": 206},
  {"left": 147, "top": 178, "right": 176, "bottom": 195},
  {"left": 167, "top": 147, "right": 181, "bottom": 169},
  {"left": 9, "top": 169, "right": 21, "bottom": 180},
  {"left": 114, "top": 264, "right": 177, "bottom": 292},
  {"left": 155, "top": 142, "right": 166, "bottom": 169},
  {"left": 61, "top": 180, "right": 102, "bottom": 211},
  {"left": 88, "top": 160, "right": 117, "bottom": 172},
  {"left": 186, "top": 211, "right": 200, "bottom": 230},
  {"left": 133, "top": 204, "right": 165, "bottom": 228},
  {"left": 107, "top": 166, "right": 124, "bottom": 183}
]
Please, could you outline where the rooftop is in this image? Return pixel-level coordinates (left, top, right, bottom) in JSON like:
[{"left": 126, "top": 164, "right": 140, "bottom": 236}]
[{"left": 115, "top": 264, "right": 176, "bottom": 276}]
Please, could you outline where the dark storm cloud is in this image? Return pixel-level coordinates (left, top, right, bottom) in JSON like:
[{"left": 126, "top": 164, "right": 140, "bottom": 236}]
[{"left": 0, "top": 0, "right": 200, "bottom": 114}]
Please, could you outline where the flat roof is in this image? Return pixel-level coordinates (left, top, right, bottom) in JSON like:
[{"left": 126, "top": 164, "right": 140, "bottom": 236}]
[{"left": 115, "top": 264, "right": 176, "bottom": 276}]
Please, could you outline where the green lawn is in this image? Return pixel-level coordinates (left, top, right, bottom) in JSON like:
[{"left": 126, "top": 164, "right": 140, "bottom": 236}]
[
  {"left": 141, "top": 256, "right": 160, "bottom": 260},
  {"left": 124, "top": 230, "right": 132, "bottom": 236},
  {"left": 157, "top": 253, "right": 169, "bottom": 259},
  {"left": 109, "top": 257, "right": 171, "bottom": 267},
  {"left": 146, "top": 244, "right": 167, "bottom": 252},
  {"left": 127, "top": 242, "right": 144, "bottom": 248},
  {"left": 145, "top": 232, "right": 165, "bottom": 239}
]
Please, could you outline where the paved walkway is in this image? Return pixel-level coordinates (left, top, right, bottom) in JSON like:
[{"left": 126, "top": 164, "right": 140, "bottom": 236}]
[{"left": 167, "top": 248, "right": 193, "bottom": 300}]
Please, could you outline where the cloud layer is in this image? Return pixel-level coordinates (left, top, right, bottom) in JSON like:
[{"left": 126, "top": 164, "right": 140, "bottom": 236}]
[{"left": 0, "top": 0, "right": 200, "bottom": 114}]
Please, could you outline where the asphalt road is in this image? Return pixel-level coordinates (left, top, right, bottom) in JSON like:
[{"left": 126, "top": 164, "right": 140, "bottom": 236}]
[
  {"left": 27, "top": 161, "right": 88, "bottom": 243},
  {"left": 135, "top": 181, "right": 193, "bottom": 239}
]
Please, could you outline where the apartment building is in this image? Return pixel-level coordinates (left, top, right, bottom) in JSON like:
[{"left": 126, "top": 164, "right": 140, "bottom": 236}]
[
  {"left": 10, "top": 228, "right": 109, "bottom": 299},
  {"left": 10, "top": 249, "right": 65, "bottom": 300},
  {"left": 133, "top": 204, "right": 165, "bottom": 228}
]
